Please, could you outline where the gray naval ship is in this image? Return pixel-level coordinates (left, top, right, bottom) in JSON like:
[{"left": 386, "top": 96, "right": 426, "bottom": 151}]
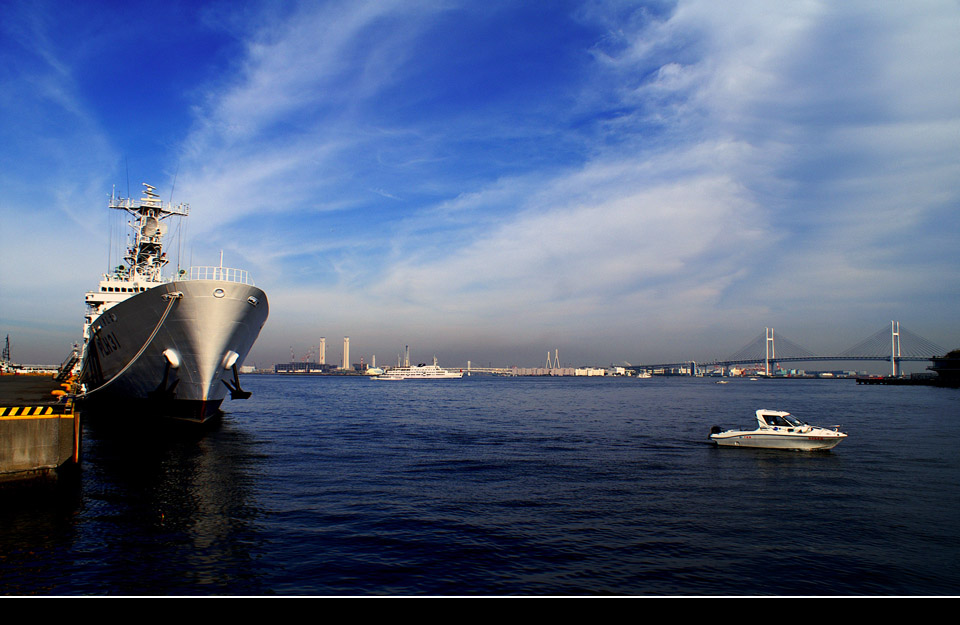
[{"left": 78, "top": 183, "right": 269, "bottom": 422}]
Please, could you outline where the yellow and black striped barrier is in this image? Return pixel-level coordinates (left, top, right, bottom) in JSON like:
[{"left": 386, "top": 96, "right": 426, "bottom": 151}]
[
  {"left": 0, "top": 398, "right": 79, "bottom": 479},
  {"left": 0, "top": 403, "right": 73, "bottom": 417}
]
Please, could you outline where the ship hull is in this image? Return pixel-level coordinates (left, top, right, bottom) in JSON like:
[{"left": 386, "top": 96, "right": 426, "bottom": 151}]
[
  {"left": 711, "top": 432, "right": 845, "bottom": 451},
  {"left": 79, "top": 279, "right": 268, "bottom": 422}
]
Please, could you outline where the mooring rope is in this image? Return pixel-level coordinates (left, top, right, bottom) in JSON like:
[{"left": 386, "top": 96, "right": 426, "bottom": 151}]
[{"left": 74, "top": 291, "right": 182, "bottom": 399}]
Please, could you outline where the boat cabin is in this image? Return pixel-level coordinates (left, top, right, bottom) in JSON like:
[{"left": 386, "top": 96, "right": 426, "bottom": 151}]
[{"left": 757, "top": 410, "right": 805, "bottom": 429}]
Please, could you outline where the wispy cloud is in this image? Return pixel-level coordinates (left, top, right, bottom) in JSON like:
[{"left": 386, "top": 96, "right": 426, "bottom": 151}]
[
  {"left": 2, "top": 0, "right": 957, "bottom": 365},
  {"left": 0, "top": 1, "right": 120, "bottom": 358}
]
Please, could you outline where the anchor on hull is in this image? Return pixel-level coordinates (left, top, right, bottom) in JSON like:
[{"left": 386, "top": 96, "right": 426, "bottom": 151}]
[
  {"left": 148, "top": 351, "right": 181, "bottom": 401},
  {"left": 222, "top": 364, "right": 251, "bottom": 400}
]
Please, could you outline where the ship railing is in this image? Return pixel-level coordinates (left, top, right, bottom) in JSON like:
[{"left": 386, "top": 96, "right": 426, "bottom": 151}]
[
  {"left": 109, "top": 197, "right": 190, "bottom": 216},
  {"left": 187, "top": 266, "right": 255, "bottom": 285}
]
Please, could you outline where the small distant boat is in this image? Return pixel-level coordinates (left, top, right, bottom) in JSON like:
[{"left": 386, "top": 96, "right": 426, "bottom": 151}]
[
  {"left": 710, "top": 409, "right": 847, "bottom": 451},
  {"left": 375, "top": 357, "right": 463, "bottom": 380}
]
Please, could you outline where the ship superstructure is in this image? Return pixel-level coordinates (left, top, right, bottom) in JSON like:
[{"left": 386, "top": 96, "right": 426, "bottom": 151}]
[{"left": 78, "top": 183, "right": 268, "bottom": 421}]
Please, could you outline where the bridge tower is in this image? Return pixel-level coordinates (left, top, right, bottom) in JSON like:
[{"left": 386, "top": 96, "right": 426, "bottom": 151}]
[
  {"left": 765, "top": 328, "right": 776, "bottom": 376},
  {"left": 545, "top": 349, "right": 559, "bottom": 369},
  {"left": 891, "top": 320, "right": 901, "bottom": 377}
]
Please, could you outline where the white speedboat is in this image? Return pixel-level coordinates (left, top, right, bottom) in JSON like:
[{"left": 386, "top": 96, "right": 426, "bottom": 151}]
[
  {"left": 77, "top": 183, "right": 268, "bottom": 421},
  {"left": 375, "top": 357, "right": 463, "bottom": 380},
  {"left": 710, "top": 410, "right": 847, "bottom": 451}
]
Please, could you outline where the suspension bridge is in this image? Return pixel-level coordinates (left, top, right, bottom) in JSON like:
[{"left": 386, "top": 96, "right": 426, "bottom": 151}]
[{"left": 629, "top": 321, "right": 949, "bottom": 377}]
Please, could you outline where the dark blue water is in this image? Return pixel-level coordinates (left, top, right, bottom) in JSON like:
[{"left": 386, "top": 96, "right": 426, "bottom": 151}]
[{"left": 2, "top": 375, "right": 958, "bottom": 595}]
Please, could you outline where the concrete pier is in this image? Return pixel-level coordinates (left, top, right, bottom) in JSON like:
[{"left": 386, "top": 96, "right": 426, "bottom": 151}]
[{"left": 0, "top": 375, "right": 80, "bottom": 482}]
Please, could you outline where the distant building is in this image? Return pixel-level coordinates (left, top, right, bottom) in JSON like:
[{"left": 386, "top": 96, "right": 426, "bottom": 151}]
[
  {"left": 928, "top": 349, "right": 960, "bottom": 387},
  {"left": 575, "top": 367, "right": 606, "bottom": 376},
  {"left": 275, "top": 362, "right": 334, "bottom": 374},
  {"left": 508, "top": 366, "right": 582, "bottom": 376}
]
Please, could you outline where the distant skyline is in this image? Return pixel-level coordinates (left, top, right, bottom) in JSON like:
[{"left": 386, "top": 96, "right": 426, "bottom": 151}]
[{"left": 1, "top": 0, "right": 958, "bottom": 370}]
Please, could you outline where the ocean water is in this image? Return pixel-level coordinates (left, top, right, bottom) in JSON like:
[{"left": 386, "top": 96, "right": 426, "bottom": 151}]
[{"left": 1, "top": 375, "right": 958, "bottom": 596}]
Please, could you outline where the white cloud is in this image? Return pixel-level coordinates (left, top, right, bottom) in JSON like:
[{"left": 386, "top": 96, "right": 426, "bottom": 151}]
[
  {"left": 174, "top": 1, "right": 448, "bottom": 234},
  {"left": 4, "top": 1, "right": 958, "bottom": 365},
  {"left": 226, "top": 0, "right": 960, "bottom": 364}
]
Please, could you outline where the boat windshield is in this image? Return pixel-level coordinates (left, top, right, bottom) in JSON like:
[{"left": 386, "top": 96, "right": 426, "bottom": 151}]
[{"left": 761, "top": 413, "right": 804, "bottom": 427}]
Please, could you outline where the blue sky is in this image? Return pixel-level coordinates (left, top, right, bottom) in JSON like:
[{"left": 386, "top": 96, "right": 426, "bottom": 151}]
[{"left": 2, "top": 0, "right": 958, "bottom": 370}]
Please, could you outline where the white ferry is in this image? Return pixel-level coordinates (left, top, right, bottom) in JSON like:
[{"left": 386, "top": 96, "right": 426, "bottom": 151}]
[
  {"left": 77, "top": 183, "right": 269, "bottom": 421},
  {"left": 375, "top": 357, "right": 463, "bottom": 380}
]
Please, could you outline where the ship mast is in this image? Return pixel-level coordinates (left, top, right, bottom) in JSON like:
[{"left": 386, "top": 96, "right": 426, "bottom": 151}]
[{"left": 109, "top": 183, "right": 189, "bottom": 283}]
